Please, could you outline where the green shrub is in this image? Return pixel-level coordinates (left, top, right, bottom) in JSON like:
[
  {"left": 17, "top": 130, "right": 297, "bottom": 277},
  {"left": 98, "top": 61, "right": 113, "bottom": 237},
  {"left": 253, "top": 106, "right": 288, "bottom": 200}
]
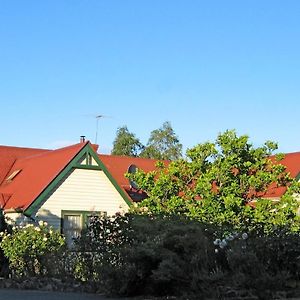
[
  {"left": 214, "top": 229, "right": 300, "bottom": 298},
  {"left": 0, "top": 221, "right": 65, "bottom": 277},
  {"left": 75, "top": 213, "right": 221, "bottom": 297}
]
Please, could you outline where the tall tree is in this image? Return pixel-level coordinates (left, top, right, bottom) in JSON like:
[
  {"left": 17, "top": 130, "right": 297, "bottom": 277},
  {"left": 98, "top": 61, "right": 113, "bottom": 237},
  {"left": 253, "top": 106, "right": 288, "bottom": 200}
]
[
  {"left": 140, "top": 121, "right": 182, "bottom": 160},
  {"left": 129, "top": 130, "right": 300, "bottom": 231},
  {"left": 111, "top": 126, "right": 144, "bottom": 157}
]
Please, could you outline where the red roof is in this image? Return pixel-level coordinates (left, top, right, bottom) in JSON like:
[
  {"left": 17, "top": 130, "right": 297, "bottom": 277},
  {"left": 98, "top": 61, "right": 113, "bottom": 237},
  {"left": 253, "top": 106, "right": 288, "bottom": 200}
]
[
  {"left": 99, "top": 154, "right": 161, "bottom": 201},
  {"left": 0, "top": 142, "right": 162, "bottom": 212},
  {"left": 263, "top": 151, "right": 300, "bottom": 198},
  {"left": 0, "top": 145, "right": 48, "bottom": 185},
  {"left": 0, "top": 142, "right": 87, "bottom": 211}
]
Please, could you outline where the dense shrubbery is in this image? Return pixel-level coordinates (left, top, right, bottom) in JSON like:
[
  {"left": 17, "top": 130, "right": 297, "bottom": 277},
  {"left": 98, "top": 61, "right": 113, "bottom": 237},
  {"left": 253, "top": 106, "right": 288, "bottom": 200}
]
[
  {"left": 1, "top": 213, "right": 300, "bottom": 298},
  {"left": 0, "top": 220, "right": 65, "bottom": 277},
  {"left": 73, "top": 214, "right": 300, "bottom": 298},
  {"left": 74, "top": 213, "right": 220, "bottom": 297}
]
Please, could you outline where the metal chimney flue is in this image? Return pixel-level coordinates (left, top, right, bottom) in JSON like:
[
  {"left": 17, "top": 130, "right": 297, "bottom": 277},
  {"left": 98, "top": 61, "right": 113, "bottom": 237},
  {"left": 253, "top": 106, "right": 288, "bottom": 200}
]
[{"left": 80, "top": 136, "right": 86, "bottom": 143}]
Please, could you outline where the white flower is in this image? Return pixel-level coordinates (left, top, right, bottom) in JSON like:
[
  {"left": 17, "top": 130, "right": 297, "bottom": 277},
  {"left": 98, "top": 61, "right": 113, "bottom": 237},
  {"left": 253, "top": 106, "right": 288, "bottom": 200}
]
[
  {"left": 227, "top": 234, "right": 235, "bottom": 241},
  {"left": 43, "top": 237, "right": 47, "bottom": 241},
  {"left": 213, "top": 238, "right": 221, "bottom": 246},
  {"left": 38, "top": 220, "right": 44, "bottom": 226},
  {"left": 26, "top": 224, "right": 33, "bottom": 228},
  {"left": 35, "top": 227, "right": 41, "bottom": 232},
  {"left": 242, "top": 233, "right": 248, "bottom": 240},
  {"left": 49, "top": 230, "right": 53, "bottom": 235},
  {"left": 0, "top": 232, "right": 4, "bottom": 237},
  {"left": 215, "top": 249, "right": 219, "bottom": 253},
  {"left": 219, "top": 239, "right": 227, "bottom": 249}
]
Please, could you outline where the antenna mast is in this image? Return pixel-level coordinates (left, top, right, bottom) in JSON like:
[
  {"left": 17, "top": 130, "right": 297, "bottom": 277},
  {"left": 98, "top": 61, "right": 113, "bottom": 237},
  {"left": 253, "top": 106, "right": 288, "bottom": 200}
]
[
  {"left": 95, "top": 114, "right": 111, "bottom": 144},
  {"left": 95, "top": 115, "right": 102, "bottom": 144}
]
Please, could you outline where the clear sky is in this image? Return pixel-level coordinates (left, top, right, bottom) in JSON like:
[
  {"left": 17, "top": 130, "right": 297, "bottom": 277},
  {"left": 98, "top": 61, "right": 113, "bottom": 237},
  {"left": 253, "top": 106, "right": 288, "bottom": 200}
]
[{"left": 1, "top": 1, "right": 300, "bottom": 154}]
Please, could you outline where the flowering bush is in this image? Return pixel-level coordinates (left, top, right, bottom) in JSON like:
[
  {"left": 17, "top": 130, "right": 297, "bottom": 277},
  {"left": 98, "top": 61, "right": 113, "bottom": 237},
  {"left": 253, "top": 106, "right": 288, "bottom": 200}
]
[{"left": 0, "top": 220, "right": 65, "bottom": 277}]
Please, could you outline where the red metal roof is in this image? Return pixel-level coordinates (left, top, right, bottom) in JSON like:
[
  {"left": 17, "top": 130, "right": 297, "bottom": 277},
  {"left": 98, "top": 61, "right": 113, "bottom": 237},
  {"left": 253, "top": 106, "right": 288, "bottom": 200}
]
[
  {"left": 0, "top": 145, "right": 49, "bottom": 185},
  {"left": 0, "top": 143, "right": 87, "bottom": 211},
  {"left": 99, "top": 154, "right": 161, "bottom": 201},
  {"left": 263, "top": 151, "right": 300, "bottom": 198},
  {"left": 0, "top": 142, "right": 162, "bottom": 212}
]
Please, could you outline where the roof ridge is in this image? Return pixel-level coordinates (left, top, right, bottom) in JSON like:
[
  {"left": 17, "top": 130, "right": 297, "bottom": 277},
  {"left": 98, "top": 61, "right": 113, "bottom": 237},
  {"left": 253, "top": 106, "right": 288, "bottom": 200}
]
[
  {"left": 0, "top": 145, "right": 49, "bottom": 151},
  {"left": 99, "top": 154, "right": 161, "bottom": 162},
  {"left": 15, "top": 142, "right": 89, "bottom": 163},
  {"left": 270, "top": 151, "right": 300, "bottom": 157}
]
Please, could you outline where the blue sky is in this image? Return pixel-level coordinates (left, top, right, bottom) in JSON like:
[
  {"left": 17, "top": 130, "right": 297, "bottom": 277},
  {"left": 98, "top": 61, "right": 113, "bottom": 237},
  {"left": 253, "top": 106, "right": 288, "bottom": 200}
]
[{"left": 1, "top": 1, "right": 300, "bottom": 154}]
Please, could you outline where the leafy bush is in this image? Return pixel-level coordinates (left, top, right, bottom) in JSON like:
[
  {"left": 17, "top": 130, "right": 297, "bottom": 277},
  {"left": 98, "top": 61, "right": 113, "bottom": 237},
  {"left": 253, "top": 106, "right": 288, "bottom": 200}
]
[
  {"left": 0, "top": 221, "right": 65, "bottom": 277},
  {"left": 212, "top": 229, "right": 300, "bottom": 298},
  {"left": 74, "top": 213, "right": 221, "bottom": 297}
]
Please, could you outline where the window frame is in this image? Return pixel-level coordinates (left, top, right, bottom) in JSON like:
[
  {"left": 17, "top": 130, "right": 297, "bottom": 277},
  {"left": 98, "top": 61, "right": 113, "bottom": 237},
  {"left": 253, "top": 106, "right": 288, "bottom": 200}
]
[{"left": 61, "top": 210, "right": 107, "bottom": 237}]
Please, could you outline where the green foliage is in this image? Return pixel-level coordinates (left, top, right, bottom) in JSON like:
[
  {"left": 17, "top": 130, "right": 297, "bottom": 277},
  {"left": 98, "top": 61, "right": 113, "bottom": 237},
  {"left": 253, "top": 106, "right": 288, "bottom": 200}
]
[
  {"left": 73, "top": 213, "right": 300, "bottom": 298},
  {"left": 0, "top": 221, "right": 65, "bottom": 277},
  {"left": 130, "top": 130, "right": 300, "bottom": 232},
  {"left": 74, "top": 213, "right": 220, "bottom": 297},
  {"left": 111, "top": 126, "right": 144, "bottom": 157},
  {"left": 220, "top": 229, "right": 300, "bottom": 298},
  {"left": 111, "top": 122, "right": 182, "bottom": 160},
  {"left": 140, "top": 121, "right": 183, "bottom": 160}
]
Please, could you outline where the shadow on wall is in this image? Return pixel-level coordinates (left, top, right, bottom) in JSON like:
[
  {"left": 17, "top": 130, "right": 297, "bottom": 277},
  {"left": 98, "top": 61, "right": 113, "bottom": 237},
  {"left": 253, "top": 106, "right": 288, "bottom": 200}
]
[{"left": 14, "top": 209, "right": 62, "bottom": 230}]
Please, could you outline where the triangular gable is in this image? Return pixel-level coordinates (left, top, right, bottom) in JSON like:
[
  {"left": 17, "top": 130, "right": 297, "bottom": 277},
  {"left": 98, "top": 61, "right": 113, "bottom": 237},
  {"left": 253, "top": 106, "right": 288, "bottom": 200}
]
[{"left": 24, "top": 143, "right": 132, "bottom": 216}]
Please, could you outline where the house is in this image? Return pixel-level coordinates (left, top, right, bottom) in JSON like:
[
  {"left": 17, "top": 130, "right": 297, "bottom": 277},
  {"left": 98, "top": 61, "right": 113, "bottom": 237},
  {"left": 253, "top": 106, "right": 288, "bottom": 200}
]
[
  {"left": 1, "top": 138, "right": 300, "bottom": 242},
  {"left": 0, "top": 139, "right": 159, "bottom": 244}
]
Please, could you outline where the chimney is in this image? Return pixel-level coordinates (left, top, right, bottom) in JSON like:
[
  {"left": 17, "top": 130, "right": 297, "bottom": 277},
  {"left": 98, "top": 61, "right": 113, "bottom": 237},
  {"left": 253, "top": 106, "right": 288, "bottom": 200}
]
[{"left": 80, "top": 136, "right": 86, "bottom": 143}]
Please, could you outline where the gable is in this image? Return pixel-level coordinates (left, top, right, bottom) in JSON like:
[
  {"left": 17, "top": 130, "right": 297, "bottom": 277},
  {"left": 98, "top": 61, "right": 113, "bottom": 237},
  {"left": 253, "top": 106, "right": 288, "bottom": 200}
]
[{"left": 24, "top": 144, "right": 132, "bottom": 216}]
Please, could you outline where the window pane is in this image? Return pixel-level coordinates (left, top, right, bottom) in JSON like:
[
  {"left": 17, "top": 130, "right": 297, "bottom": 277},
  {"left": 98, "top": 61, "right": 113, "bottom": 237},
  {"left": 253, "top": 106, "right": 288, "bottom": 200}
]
[{"left": 63, "top": 215, "right": 81, "bottom": 247}]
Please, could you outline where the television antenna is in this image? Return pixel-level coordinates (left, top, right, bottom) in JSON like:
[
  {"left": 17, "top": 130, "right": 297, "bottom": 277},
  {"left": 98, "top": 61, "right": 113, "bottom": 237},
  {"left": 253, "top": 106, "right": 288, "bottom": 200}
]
[{"left": 94, "top": 114, "right": 111, "bottom": 144}]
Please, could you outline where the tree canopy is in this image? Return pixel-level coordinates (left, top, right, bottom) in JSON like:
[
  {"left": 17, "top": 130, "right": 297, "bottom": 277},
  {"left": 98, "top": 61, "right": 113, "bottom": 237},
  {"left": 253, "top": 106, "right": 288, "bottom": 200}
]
[
  {"left": 140, "top": 121, "right": 182, "bottom": 160},
  {"left": 111, "top": 122, "right": 182, "bottom": 160},
  {"left": 111, "top": 126, "right": 144, "bottom": 157},
  {"left": 129, "top": 130, "right": 300, "bottom": 232}
]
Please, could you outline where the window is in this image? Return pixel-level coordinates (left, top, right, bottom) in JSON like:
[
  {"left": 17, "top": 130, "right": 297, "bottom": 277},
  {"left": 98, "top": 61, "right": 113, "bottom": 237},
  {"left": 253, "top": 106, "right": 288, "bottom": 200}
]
[{"left": 61, "top": 210, "right": 107, "bottom": 247}]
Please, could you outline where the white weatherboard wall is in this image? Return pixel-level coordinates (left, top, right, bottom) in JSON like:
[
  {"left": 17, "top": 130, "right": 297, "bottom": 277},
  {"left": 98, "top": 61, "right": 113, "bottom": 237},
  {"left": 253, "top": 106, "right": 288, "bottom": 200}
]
[{"left": 35, "top": 168, "right": 129, "bottom": 229}]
